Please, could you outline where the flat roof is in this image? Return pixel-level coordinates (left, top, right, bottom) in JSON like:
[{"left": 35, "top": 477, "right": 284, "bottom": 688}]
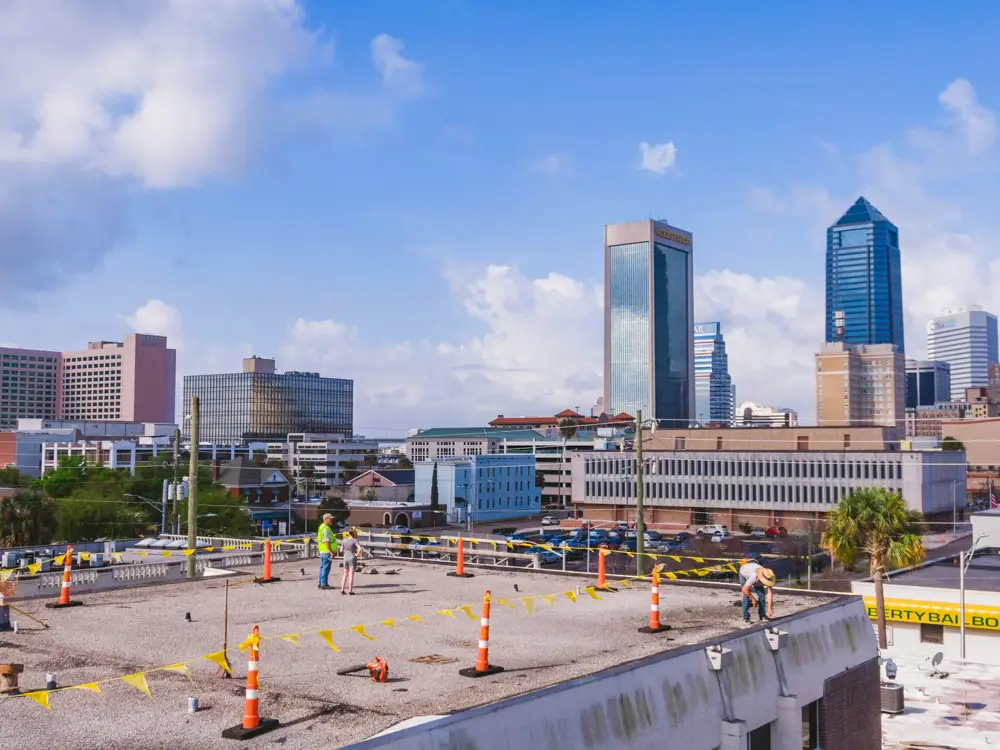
[
  {"left": 886, "top": 552, "right": 1000, "bottom": 593},
  {"left": 2, "top": 559, "right": 833, "bottom": 748}
]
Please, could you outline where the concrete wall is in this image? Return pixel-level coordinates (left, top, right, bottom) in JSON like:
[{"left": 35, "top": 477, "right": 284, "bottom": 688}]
[{"left": 349, "top": 598, "right": 878, "bottom": 750}]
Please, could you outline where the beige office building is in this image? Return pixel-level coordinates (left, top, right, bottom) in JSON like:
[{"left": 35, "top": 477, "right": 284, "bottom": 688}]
[{"left": 816, "top": 342, "right": 904, "bottom": 428}]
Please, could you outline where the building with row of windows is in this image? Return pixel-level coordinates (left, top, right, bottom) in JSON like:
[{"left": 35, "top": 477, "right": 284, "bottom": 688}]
[
  {"left": 571, "top": 447, "right": 963, "bottom": 531},
  {"left": 816, "top": 342, "right": 905, "bottom": 428},
  {"left": 0, "top": 334, "right": 175, "bottom": 429},
  {"left": 413, "top": 454, "right": 541, "bottom": 523},
  {"left": 181, "top": 356, "right": 353, "bottom": 444},
  {"left": 927, "top": 306, "right": 999, "bottom": 401},
  {"left": 266, "top": 432, "right": 380, "bottom": 490}
]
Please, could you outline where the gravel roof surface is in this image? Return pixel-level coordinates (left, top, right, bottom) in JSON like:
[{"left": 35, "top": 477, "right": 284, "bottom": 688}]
[{"left": 0, "top": 558, "right": 832, "bottom": 749}]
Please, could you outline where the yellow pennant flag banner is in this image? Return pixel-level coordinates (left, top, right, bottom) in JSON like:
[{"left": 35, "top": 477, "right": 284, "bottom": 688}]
[{"left": 6, "top": 553, "right": 733, "bottom": 713}]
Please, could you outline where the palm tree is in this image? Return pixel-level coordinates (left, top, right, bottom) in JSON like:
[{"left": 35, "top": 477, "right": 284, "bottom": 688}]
[
  {"left": 823, "top": 488, "right": 926, "bottom": 649},
  {"left": 0, "top": 489, "right": 57, "bottom": 546}
]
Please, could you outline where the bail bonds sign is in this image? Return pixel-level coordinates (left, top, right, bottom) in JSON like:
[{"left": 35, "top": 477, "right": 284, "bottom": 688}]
[{"left": 863, "top": 597, "right": 1000, "bottom": 631}]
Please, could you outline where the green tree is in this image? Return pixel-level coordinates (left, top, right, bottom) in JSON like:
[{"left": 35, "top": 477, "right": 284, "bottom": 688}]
[
  {"left": 361, "top": 488, "right": 377, "bottom": 502},
  {"left": 430, "top": 462, "right": 439, "bottom": 510},
  {"left": 0, "top": 467, "right": 29, "bottom": 487},
  {"left": 394, "top": 455, "right": 413, "bottom": 469},
  {"left": 941, "top": 435, "right": 966, "bottom": 452},
  {"left": 0, "top": 489, "right": 57, "bottom": 546},
  {"left": 177, "top": 485, "right": 255, "bottom": 538},
  {"left": 363, "top": 453, "right": 380, "bottom": 468},
  {"left": 823, "top": 488, "right": 926, "bottom": 649},
  {"left": 557, "top": 417, "right": 579, "bottom": 439},
  {"left": 55, "top": 495, "right": 149, "bottom": 542},
  {"left": 319, "top": 495, "right": 350, "bottom": 524},
  {"left": 341, "top": 460, "right": 360, "bottom": 482}
]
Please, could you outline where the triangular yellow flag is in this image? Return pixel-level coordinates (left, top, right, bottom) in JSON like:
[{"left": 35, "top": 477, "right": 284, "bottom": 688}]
[
  {"left": 160, "top": 551, "right": 171, "bottom": 557},
  {"left": 619, "top": 580, "right": 634, "bottom": 589},
  {"left": 202, "top": 547, "right": 214, "bottom": 552},
  {"left": 351, "top": 624, "right": 375, "bottom": 641},
  {"left": 406, "top": 615, "right": 423, "bottom": 624},
  {"left": 541, "top": 594, "right": 556, "bottom": 606},
  {"left": 27, "top": 562, "right": 40, "bottom": 575},
  {"left": 457, "top": 605, "right": 476, "bottom": 620},
  {"left": 183, "top": 549, "right": 196, "bottom": 557},
  {"left": 0, "top": 569, "right": 13, "bottom": 582},
  {"left": 162, "top": 664, "right": 192, "bottom": 681},
  {"left": 22, "top": 690, "right": 51, "bottom": 710},
  {"left": 469, "top": 538, "right": 481, "bottom": 544},
  {"left": 668, "top": 555, "right": 681, "bottom": 563},
  {"left": 120, "top": 672, "right": 152, "bottom": 698},
  {"left": 494, "top": 599, "right": 517, "bottom": 609},
  {"left": 506, "top": 542, "right": 514, "bottom": 550},
  {"left": 204, "top": 651, "right": 232, "bottom": 675},
  {"left": 222, "top": 545, "right": 234, "bottom": 551},
  {"left": 692, "top": 557, "right": 704, "bottom": 563},
  {"left": 112, "top": 553, "right": 124, "bottom": 563},
  {"left": 138, "top": 551, "right": 149, "bottom": 558},
  {"left": 380, "top": 619, "right": 398, "bottom": 629},
  {"left": 436, "top": 609, "right": 456, "bottom": 619},
  {"left": 584, "top": 587, "right": 602, "bottom": 600},
  {"left": 565, "top": 590, "right": 577, "bottom": 603},
  {"left": 278, "top": 634, "right": 301, "bottom": 646},
  {"left": 318, "top": 630, "right": 340, "bottom": 652},
  {"left": 599, "top": 548, "right": 611, "bottom": 557},
  {"left": 79, "top": 552, "right": 91, "bottom": 561},
  {"left": 522, "top": 597, "right": 535, "bottom": 616},
  {"left": 624, "top": 551, "right": 635, "bottom": 558},
  {"left": 53, "top": 554, "right": 66, "bottom": 566},
  {"left": 540, "top": 544, "right": 554, "bottom": 553},
  {"left": 68, "top": 682, "right": 103, "bottom": 693}
]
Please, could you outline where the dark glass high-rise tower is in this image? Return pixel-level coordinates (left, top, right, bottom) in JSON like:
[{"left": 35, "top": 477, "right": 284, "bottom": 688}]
[
  {"left": 825, "top": 197, "right": 904, "bottom": 353},
  {"left": 603, "top": 220, "right": 694, "bottom": 425}
]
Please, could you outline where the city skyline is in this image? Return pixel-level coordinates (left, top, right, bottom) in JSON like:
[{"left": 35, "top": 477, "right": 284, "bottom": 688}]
[
  {"left": 693, "top": 322, "right": 735, "bottom": 426},
  {"left": 3, "top": 3, "right": 1000, "bottom": 434}
]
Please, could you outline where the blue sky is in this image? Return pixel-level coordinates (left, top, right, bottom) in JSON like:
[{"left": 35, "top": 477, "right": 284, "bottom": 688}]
[{"left": 2, "top": 1, "right": 1000, "bottom": 435}]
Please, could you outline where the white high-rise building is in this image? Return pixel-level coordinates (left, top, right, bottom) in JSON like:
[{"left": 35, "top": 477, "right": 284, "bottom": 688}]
[{"left": 927, "top": 307, "right": 999, "bottom": 401}]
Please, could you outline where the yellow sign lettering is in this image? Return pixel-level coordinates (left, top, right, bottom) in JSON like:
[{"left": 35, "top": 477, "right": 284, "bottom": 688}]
[
  {"left": 654, "top": 227, "right": 691, "bottom": 246},
  {"left": 862, "top": 597, "right": 1000, "bottom": 631}
]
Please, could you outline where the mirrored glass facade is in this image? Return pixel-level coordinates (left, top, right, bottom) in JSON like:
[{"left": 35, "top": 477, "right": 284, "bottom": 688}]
[
  {"left": 182, "top": 371, "right": 353, "bottom": 444},
  {"left": 605, "top": 221, "right": 693, "bottom": 425},
  {"left": 825, "top": 196, "right": 904, "bottom": 353},
  {"left": 694, "top": 322, "right": 734, "bottom": 425}
]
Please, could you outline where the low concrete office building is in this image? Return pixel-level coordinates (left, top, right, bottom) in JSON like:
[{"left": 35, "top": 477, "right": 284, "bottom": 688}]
[
  {"left": 851, "top": 510, "right": 1000, "bottom": 664},
  {"left": 571, "top": 448, "right": 965, "bottom": 530}
]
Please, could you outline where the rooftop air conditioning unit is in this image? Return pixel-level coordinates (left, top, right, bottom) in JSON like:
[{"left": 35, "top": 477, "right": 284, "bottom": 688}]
[{"left": 880, "top": 681, "right": 904, "bottom": 714}]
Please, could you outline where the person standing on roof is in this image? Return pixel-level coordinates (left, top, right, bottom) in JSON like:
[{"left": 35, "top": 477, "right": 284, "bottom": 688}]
[
  {"left": 738, "top": 558, "right": 775, "bottom": 625},
  {"left": 317, "top": 513, "right": 339, "bottom": 590},
  {"left": 340, "top": 528, "right": 362, "bottom": 595}
]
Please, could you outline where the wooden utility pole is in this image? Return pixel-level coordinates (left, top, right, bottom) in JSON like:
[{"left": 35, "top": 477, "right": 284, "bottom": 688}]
[{"left": 186, "top": 396, "right": 199, "bottom": 580}]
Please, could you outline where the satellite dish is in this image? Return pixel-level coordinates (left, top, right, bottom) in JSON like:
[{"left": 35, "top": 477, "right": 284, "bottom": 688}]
[{"left": 932, "top": 652, "right": 944, "bottom": 668}]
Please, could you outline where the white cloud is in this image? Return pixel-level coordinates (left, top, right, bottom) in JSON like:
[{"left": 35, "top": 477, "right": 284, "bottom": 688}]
[
  {"left": 371, "top": 33, "right": 424, "bottom": 97},
  {"left": 529, "top": 152, "right": 572, "bottom": 176},
  {"left": 638, "top": 141, "right": 677, "bottom": 174},
  {"left": 0, "top": 2, "right": 426, "bottom": 299},
  {"left": 123, "top": 299, "right": 185, "bottom": 349},
  {"left": 937, "top": 78, "right": 996, "bottom": 154}
]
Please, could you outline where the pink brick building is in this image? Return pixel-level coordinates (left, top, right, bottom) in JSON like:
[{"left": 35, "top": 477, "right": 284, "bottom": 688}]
[{"left": 0, "top": 334, "right": 175, "bottom": 429}]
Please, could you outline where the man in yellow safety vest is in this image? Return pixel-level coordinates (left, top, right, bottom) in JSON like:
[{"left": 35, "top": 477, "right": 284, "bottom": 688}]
[{"left": 317, "top": 513, "right": 339, "bottom": 590}]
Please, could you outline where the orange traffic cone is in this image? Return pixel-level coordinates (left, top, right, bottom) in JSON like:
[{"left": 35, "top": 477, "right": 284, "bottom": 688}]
[
  {"left": 447, "top": 536, "right": 474, "bottom": 578},
  {"left": 459, "top": 590, "right": 504, "bottom": 678},
  {"left": 46, "top": 545, "right": 83, "bottom": 609},
  {"left": 638, "top": 568, "right": 671, "bottom": 634},
  {"left": 256, "top": 541, "right": 281, "bottom": 584},
  {"left": 596, "top": 544, "right": 617, "bottom": 592},
  {"left": 222, "top": 625, "right": 280, "bottom": 740}
]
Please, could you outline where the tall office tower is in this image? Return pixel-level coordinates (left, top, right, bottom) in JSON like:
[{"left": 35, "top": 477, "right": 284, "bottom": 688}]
[
  {"left": 816, "top": 342, "right": 904, "bottom": 428},
  {"left": 825, "top": 197, "right": 905, "bottom": 354},
  {"left": 905, "top": 360, "right": 952, "bottom": 408},
  {"left": 182, "top": 357, "right": 353, "bottom": 443},
  {"left": 693, "top": 322, "right": 734, "bottom": 425},
  {"left": 926, "top": 306, "right": 999, "bottom": 401},
  {"left": 603, "top": 220, "right": 694, "bottom": 426},
  {"left": 0, "top": 334, "right": 176, "bottom": 429}
]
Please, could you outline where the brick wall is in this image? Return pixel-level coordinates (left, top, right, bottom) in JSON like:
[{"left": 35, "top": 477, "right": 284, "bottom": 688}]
[{"left": 821, "top": 657, "right": 881, "bottom": 750}]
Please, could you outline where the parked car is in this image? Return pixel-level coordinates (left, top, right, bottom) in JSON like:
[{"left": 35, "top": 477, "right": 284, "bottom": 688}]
[
  {"left": 710, "top": 531, "right": 730, "bottom": 543},
  {"left": 389, "top": 525, "right": 410, "bottom": 535},
  {"left": 750, "top": 527, "right": 767, "bottom": 539},
  {"left": 765, "top": 526, "right": 788, "bottom": 537},
  {"left": 541, "top": 515, "right": 558, "bottom": 526},
  {"left": 697, "top": 524, "right": 728, "bottom": 536},
  {"left": 670, "top": 531, "right": 693, "bottom": 544},
  {"left": 536, "top": 550, "right": 562, "bottom": 565}
]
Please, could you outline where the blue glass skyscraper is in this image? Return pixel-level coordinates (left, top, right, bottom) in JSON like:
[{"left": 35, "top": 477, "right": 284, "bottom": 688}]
[
  {"left": 825, "top": 197, "right": 904, "bottom": 353},
  {"left": 693, "top": 322, "right": 734, "bottom": 425},
  {"left": 604, "top": 220, "right": 694, "bottom": 425}
]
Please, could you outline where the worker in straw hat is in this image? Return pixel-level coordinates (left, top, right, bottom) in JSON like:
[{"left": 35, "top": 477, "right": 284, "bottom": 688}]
[{"left": 738, "top": 557, "right": 775, "bottom": 625}]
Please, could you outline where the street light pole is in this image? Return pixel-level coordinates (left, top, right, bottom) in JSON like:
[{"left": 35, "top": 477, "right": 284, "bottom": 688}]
[
  {"left": 186, "top": 396, "right": 199, "bottom": 580},
  {"left": 172, "top": 427, "right": 181, "bottom": 534},
  {"left": 953, "top": 480, "right": 957, "bottom": 537},
  {"left": 635, "top": 409, "right": 645, "bottom": 577}
]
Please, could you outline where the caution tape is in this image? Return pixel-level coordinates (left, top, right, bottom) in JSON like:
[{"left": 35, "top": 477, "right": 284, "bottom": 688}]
[{"left": 1, "top": 556, "right": 735, "bottom": 712}]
